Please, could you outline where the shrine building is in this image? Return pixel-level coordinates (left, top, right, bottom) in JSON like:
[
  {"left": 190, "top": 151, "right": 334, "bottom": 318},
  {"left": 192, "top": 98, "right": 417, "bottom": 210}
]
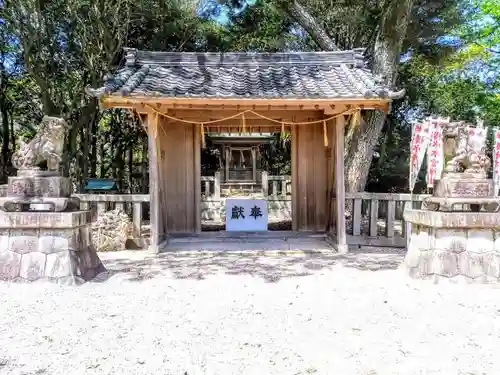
[{"left": 87, "top": 48, "right": 404, "bottom": 252}]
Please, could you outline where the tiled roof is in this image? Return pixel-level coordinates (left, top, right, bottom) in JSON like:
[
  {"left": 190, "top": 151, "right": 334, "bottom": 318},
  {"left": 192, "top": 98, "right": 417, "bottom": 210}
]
[{"left": 87, "top": 48, "right": 405, "bottom": 100}]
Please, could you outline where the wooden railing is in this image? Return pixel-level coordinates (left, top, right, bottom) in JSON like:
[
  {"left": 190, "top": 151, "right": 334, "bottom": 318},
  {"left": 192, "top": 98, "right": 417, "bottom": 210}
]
[
  {"left": 76, "top": 191, "right": 427, "bottom": 249},
  {"left": 200, "top": 172, "right": 292, "bottom": 200},
  {"left": 201, "top": 173, "right": 221, "bottom": 200},
  {"left": 73, "top": 194, "right": 150, "bottom": 238},
  {"left": 0, "top": 180, "right": 430, "bottom": 249},
  {"left": 345, "top": 192, "right": 430, "bottom": 248},
  {"left": 267, "top": 175, "right": 292, "bottom": 198}
]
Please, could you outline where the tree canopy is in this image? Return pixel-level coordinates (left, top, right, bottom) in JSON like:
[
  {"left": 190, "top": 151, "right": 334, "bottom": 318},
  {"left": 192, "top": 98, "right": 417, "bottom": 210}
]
[{"left": 0, "top": 0, "right": 498, "bottom": 193}]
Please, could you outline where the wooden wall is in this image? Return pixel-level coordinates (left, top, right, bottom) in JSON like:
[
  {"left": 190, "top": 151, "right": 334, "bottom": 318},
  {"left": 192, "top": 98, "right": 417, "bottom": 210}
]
[
  {"left": 151, "top": 108, "right": 341, "bottom": 235},
  {"left": 292, "top": 120, "right": 336, "bottom": 232},
  {"left": 157, "top": 118, "right": 199, "bottom": 233}
]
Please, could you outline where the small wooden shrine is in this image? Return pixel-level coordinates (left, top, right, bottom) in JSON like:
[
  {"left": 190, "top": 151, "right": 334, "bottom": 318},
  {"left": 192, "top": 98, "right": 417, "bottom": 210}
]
[
  {"left": 87, "top": 48, "right": 404, "bottom": 252},
  {"left": 208, "top": 132, "right": 273, "bottom": 185}
]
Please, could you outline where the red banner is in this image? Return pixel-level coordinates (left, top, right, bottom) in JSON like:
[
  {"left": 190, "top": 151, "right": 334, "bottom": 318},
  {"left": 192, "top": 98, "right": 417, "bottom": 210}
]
[
  {"left": 409, "top": 121, "right": 430, "bottom": 192},
  {"left": 426, "top": 117, "right": 446, "bottom": 188},
  {"left": 493, "top": 129, "right": 500, "bottom": 195}
]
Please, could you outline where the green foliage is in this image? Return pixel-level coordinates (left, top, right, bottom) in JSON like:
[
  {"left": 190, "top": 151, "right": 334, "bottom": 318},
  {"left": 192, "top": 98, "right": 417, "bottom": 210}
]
[
  {"left": 455, "top": 0, "right": 500, "bottom": 67},
  {"left": 225, "top": 0, "right": 297, "bottom": 51},
  {"left": 0, "top": 0, "right": 497, "bottom": 193}
]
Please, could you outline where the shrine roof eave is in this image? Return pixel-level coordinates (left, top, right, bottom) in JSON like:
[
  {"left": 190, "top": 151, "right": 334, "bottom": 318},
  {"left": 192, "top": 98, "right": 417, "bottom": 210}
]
[
  {"left": 87, "top": 48, "right": 406, "bottom": 107},
  {"left": 96, "top": 95, "right": 394, "bottom": 112},
  {"left": 88, "top": 48, "right": 406, "bottom": 115}
]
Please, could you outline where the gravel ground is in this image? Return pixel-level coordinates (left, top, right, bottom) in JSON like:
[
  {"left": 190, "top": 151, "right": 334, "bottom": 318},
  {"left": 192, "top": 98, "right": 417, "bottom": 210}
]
[{"left": 1, "top": 250, "right": 500, "bottom": 375}]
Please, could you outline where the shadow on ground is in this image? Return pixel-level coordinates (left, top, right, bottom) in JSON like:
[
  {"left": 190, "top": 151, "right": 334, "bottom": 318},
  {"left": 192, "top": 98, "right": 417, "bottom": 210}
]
[{"left": 94, "top": 247, "right": 406, "bottom": 283}]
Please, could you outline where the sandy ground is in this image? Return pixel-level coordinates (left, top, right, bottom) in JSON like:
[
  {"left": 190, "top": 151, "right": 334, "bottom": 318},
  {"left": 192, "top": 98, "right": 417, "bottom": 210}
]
[{"left": 1, "top": 249, "right": 500, "bottom": 375}]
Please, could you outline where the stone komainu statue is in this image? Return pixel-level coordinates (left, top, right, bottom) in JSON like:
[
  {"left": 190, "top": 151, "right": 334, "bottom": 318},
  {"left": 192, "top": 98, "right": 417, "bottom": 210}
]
[
  {"left": 444, "top": 123, "right": 490, "bottom": 177},
  {"left": 12, "top": 116, "right": 68, "bottom": 173}
]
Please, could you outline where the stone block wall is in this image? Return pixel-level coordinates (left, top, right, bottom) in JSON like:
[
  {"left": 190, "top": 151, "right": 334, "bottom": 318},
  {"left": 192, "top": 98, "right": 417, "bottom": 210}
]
[
  {"left": 405, "top": 225, "right": 500, "bottom": 282},
  {"left": 0, "top": 212, "right": 104, "bottom": 284}
]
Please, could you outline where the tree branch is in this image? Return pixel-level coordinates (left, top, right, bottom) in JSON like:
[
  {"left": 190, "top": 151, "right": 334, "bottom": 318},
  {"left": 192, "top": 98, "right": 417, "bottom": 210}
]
[{"left": 276, "top": 0, "right": 339, "bottom": 51}]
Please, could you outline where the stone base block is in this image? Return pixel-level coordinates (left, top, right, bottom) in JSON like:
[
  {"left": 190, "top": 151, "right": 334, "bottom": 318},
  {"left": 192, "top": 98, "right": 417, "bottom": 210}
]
[
  {"left": 7, "top": 175, "right": 71, "bottom": 198},
  {"left": 433, "top": 174, "right": 493, "bottom": 198},
  {"left": 0, "top": 196, "right": 80, "bottom": 212},
  {"left": 0, "top": 210, "right": 90, "bottom": 229},
  {"left": 0, "top": 211, "right": 104, "bottom": 284},
  {"left": 403, "top": 220, "right": 500, "bottom": 283}
]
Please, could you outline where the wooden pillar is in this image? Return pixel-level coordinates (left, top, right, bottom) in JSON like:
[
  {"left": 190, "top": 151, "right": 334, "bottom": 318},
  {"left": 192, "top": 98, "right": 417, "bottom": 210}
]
[
  {"left": 194, "top": 125, "right": 201, "bottom": 233},
  {"left": 225, "top": 146, "right": 230, "bottom": 182},
  {"left": 335, "top": 115, "right": 347, "bottom": 253},
  {"left": 261, "top": 171, "right": 268, "bottom": 196},
  {"left": 291, "top": 124, "right": 298, "bottom": 231},
  {"left": 251, "top": 146, "right": 257, "bottom": 182},
  {"left": 214, "top": 171, "right": 221, "bottom": 200},
  {"left": 147, "top": 111, "right": 161, "bottom": 253}
]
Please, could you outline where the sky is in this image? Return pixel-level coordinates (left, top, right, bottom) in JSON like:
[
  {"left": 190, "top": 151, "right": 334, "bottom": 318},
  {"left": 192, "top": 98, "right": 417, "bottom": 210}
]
[{"left": 198, "top": 0, "right": 256, "bottom": 24}]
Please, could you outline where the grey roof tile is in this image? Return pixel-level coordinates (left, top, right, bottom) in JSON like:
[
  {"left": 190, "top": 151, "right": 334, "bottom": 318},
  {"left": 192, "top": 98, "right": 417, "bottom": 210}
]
[{"left": 87, "top": 48, "right": 404, "bottom": 100}]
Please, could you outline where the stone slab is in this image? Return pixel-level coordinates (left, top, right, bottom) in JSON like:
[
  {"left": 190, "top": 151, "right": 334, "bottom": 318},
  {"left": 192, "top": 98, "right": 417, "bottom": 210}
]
[
  {"left": 0, "top": 196, "right": 80, "bottom": 212},
  {"left": 163, "top": 233, "right": 334, "bottom": 252},
  {"left": 433, "top": 176, "right": 493, "bottom": 198},
  {"left": 0, "top": 211, "right": 90, "bottom": 229},
  {"left": 404, "top": 209, "right": 500, "bottom": 229},
  {"left": 7, "top": 175, "right": 72, "bottom": 198}
]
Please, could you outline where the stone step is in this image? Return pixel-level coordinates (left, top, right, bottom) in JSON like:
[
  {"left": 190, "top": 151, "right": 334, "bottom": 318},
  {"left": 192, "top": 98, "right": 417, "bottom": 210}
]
[
  {"left": 167, "top": 231, "right": 326, "bottom": 243},
  {"left": 162, "top": 233, "right": 333, "bottom": 252}
]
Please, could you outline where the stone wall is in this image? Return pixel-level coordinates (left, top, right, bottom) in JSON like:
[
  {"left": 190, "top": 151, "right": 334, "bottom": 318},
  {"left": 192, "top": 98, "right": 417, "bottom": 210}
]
[
  {"left": 405, "top": 224, "right": 500, "bottom": 282},
  {"left": 0, "top": 211, "right": 104, "bottom": 284}
]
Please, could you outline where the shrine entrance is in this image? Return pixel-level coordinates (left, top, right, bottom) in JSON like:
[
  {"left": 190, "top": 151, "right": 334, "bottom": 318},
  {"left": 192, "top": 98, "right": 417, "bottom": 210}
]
[
  {"left": 200, "top": 130, "right": 292, "bottom": 232},
  {"left": 88, "top": 48, "right": 402, "bottom": 253}
]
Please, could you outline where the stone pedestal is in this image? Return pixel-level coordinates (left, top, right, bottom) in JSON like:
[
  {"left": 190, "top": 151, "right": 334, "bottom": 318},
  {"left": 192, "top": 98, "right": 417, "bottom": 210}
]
[
  {"left": 7, "top": 175, "right": 72, "bottom": 197},
  {"left": 433, "top": 173, "right": 494, "bottom": 198},
  {"left": 404, "top": 209, "right": 500, "bottom": 283},
  {"left": 0, "top": 175, "right": 79, "bottom": 212},
  {"left": 0, "top": 211, "right": 104, "bottom": 284}
]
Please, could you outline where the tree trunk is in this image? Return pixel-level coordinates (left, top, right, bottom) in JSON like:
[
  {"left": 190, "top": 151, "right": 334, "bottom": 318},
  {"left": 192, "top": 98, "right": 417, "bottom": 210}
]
[
  {"left": 344, "top": 110, "right": 386, "bottom": 192},
  {"left": 141, "top": 135, "right": 148, "bottom": 193},
  {"left": 81, "top": 110, "right": 98, "bottom": 191},
  {"left": 99, "top": 133, "right": 107, "bottom": 178},
  {"left": 1, "top": 99, "right": 9, "bottom": 182},
  {"left": 345, "top": 0, "right": 413, "bottom": 192},
  {"left": 90, "top": 116, "right": 98, "bottom": 178},
  {"left": 282, "top": 0, "right": 413, "bottom": 192},
  {"left": 278, "top": 0, "right": 339, "bottom": 51},
  {"left": 127, "top": 147, "right": 133, "bottom": 193},
  {"left": 9, "top": 112, "right": 15, "bottom": 155}
]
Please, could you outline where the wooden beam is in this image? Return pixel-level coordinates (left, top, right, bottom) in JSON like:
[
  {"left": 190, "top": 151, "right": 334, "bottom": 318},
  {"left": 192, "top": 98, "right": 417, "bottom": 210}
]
[
  {"left": 166, "top": 109, "right": 322, "bottom": 120},
  {"left": 157, "top": 103, "right": 319, "bottom": 111},
  {"left": 322, "top": 104, "right": 348, "bottom": 115},
  {"left": 147, "top": 111, "right": 161, "bottom": 253},
  {"left": 163, "top": 119, "right": 320, "bottom": 128},
  {"left": 335, "top": 115, "right": 347, "bottom": 253},
  {"left": 203, "top": 125, "right": 288, "bottom": 133},
  {"left": 100, "top": 96, "right": 392, "bottom": 111}
]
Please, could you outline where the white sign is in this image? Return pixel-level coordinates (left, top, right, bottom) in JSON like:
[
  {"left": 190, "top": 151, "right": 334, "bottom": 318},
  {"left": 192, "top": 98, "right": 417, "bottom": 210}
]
[{"left": 225, "top": 199, "right": 268, "bottom": 232}]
